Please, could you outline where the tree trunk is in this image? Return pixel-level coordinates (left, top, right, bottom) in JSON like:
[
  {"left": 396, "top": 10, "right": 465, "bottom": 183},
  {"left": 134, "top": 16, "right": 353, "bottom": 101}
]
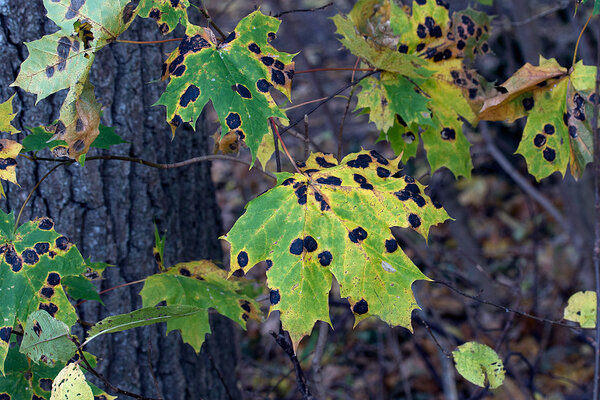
[{"left": 0, "top": 2, "right": 239, "bottom": 399}]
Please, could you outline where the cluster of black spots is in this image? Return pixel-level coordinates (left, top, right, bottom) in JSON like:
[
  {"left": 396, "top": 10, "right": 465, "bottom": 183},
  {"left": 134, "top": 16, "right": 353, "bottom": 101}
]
[
  {"left": 237, "top": 251, "right": 249, "bottom": 268},
  {"left": 281, "top": 178, "right": 295, "bottom": 186},
  {"left": 385, "top": 238, "right": 398, "bottom": 253},
  {"left": 22, "top": 249, "right": 39, "bottom": 265},
  {"left": 226, "top": 112, "right": 242, "bottom": 130},
  {"left": 179, "top": 268, "right": 191, "bottom": 276},
  {"left": 265, "top": 259, "right": 273, "bottom": 271},
  {"left": 5, "top": 247, "right": 22, "bottom": 272},
  {"left": 348, "top": 227, "right": 368, "bottom": 243},
  {"left": 316, "top": 176, "right": 342, "bottom": 186},
  {"left": 269, "top": 289, "right": 280, "bottom": 305},
  {"left": 294, "top": 184, "right": 307, "bottom": 205},
  {"left": 395, "top": 183, "right": 426, "bottom": 207},
  {"left": 376, "top": 167, "right": 391, "bottom": 178},
  {"left": 168, "top": 54, "right": 186, "bottom": 76},
  {"left": 240, "top": 300, "right": 251, "bottom": 313},
  {"left": 56, "top": 236, "right": 69, "bottom": 251},
  {"left": 353, "top": 174, "right": 373, "bottom": 190},
  {"left": 40, "top": 287, "right": 55, "bottom": 299},
  {"left": 353, "top": 299, "right": 369, "bottom": 315},
  {"left": 347, "top": 154, "right": 373, "bottom": 169},
  {"left": 39, "top": 378, "right": 53, "bottom": 392},
  {"left": 440, "top": 127, "right": 456, "bottom": 141},
  {"left": 223, "top": 31, "right": 236, "bottom": 44},
  {"left": 408, "top": 213, "right": 422, "bottom": 228},
  {"left": 313, "top": 191, "right": 330, "bottom": 211},
  {"left": 179, "top": 34, "right": 211, "bottom": 55},
  {"left": 179, "top": 85, "right": 200, "bottom": 107},
  {"left": 290, "top": 238, "right": 304, "bottom": 255},
  {"left": 317, "top": 251, "right": 332, "bottom": 266},
  {"left": 0, "top": 327, "right": 11, "bottom": 343},
  {"left": 315, "top": 156, "right": 336, "bottom": 168},
  {"left": 304, "top": 236, "right": 318, "bottom": 252},
  {"left": 369, "top": 150, "right": 389, "bottom": 165},
  {"left": 39, "top": 302, "right": 59, "bottom": 317},
  {"left": 522, "top": 97, "right": 535, "bottom": 111},
  {"left": 234, "top": 84, "right": 252, "bottom": 99},
  {"left": 0, "top": 158, "right": 16, "bottom": 171},
  {"left": 65, "top": 0, "right": 84, "bottom": 19},
  {"left": 531, "top": 123, "right": 557, "bottom": 162},
  {"left": 170, "top": 114, "right": 183, "bottom": 128},
  {"left": 424, "top": 17, "right": 442, "bottom": 38},
  {"left": 398, "top": 44, "right": 409, "bottom": 53},
  {"left": 573, "top": 93, "right": 586, "bottom": 121}
]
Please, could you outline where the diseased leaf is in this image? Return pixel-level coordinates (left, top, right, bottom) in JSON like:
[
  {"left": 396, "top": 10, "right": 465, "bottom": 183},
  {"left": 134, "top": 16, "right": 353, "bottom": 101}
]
[
  {"left": 223, "top": 150, "right": 449, "bottom": 346},
  {"left": 564, "top": 291, "right": 596, "bottom": 328},
  {"left": 49, "top": 363, "right": 93, "bottom": 400},
  {"left": 19, "top": 310, "right": 76, "bottom": 366},
  {"left": 0, "top": 212, "right": 86, "bottom": 374},
  {"left": 0, "top": 95, "right": 19, "bottom": 135},
  {"left": 12, "top": 0, "right": 137, "bottom": 159},
  {"left": 0, "top": 139, "right": 23, "bottom": 199},
  {"left": 479, "top": 57, "right": 596, "bottom": 180},
  {"left": 139, "top": 260, "right": 262, "bottom": 352},
  {"left": 334, "top": 0, "right": 491, "bottom": 178},
  {"left": 138, "top": 0, "right": 190, "bottom": 34},
  {"left": 453, "top": 342, "right": 505, "bottom": 389},
  {"left": 156, "top": 11, "right": 295, "bottom": 162}
]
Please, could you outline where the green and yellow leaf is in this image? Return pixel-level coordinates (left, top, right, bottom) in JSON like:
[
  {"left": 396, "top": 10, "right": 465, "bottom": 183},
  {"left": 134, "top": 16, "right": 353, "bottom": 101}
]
[
  {"left": 222, "top": 150, "right": 449, "bottom": 346},
  {"left": 453, "top": 341, "right": 505, "bottom": 389},
  {"left": 20, "top": 310, "right": 76, "bottom": 366},
  {"left": 50, "top": 363, "right": 93, "bottom": 400},
  {"left": 0, "top": 95, "right": 19, "bottom": 135},
  {"left": 138, "top": 0, "right": 190, "bottom": 34},
  {"left": 564, "top": 290, "right": 596, "bottom": 328}
]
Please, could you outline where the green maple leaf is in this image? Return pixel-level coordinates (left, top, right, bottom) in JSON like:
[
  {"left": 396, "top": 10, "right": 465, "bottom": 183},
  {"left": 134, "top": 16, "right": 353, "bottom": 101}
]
[
  {"left": 0, "top": 211, "right": 86, "bottom": 375},
  {"left": 138, "top": 0, "right": 190, "bottom": 34},
  {"left": 12, "top": 0, "right": 137, "bottom": 158},
  {"left": 334, "top": 0, "right": 492, "bottom": 178},
  {"left": 479, "top": 57, "right": 596, "bottom": 180},
  {"left": 0, "top": 95, "right": 19, "bottom": 135},
  {"left": 156, "top": 11, "right": 295, "bottom": 162},
  {"left": 139, "top": 260, "right": 262, "bottom": 352},
  {"left": 222, "top": 151, "right": 449, "bottom": 346}
]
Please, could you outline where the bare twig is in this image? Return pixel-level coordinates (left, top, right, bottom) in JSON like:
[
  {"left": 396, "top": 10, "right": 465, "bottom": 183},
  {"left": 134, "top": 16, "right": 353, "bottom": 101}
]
[
  {"left": 303, "top": 115, "right": 310, "bottom": 161},
  {"left": 192, "top": 1, "right": 227, "bottom": 41},
  {"left": 205, "top": 348, "right": 235, "bottom": 400},
  {"left": 270, "top": 324, "right": 315, "bottom": 400},
  {"left": 76, "top": 344, "right": 158, "bottom": 400},
  {"left": 336, "top": 87, "right": 356, "bottom": 162},
  {"left": 76, "top": 279, "right": 145, "bottom": 307},
  {"left": 116, "top": 38, "right": 182, "bottom": 45},
  {"left": 417, "top": 315, "right": 451, "bottom": 357},
  {"left": 510, "top": 0, "right": 569, "bottom": 26},
  {"left": 273, "top": 2, "right": 333, "bottom": 18},
  {"left": 270, "top": 118, "right": 282, "bottom": 173},
  {"left": 271, "top": 120, "right": 302, "bottom": 174},
  {"left": 295, "top": 67, "right": 375, "bottom": 75},
  {"left": 147, "top": 341, "right": 164, "bottom": 400}
]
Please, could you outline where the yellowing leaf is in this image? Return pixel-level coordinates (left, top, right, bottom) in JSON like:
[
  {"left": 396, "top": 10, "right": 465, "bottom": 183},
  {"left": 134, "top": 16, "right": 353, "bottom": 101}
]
[
  {"left": 138, "top": 0, "right": 190, "bottom": 34},
  {"left": 139, "top": 260, "right": 262, "bottom": 352},
  {"left": 19, "top": 310, "right": 76, "bottom": 366},
  {"left": 157, "top": 11, "right": 295, "bottom": 163},
  {"left": 50, "top": 363, "right": 93, "bottom": 400},
  {"left": 453, "top": 342, "right": 505, "bottom": 389},
  {"left": 223, "top": 150, "right": 449, "bottom": 346},
  {"left": 0, "top": 95, "right": 19, "bottom": 135},
  {"left": 564, "top": 291, "right": 596, "bottom": 328},
  {"left": 479, "top": 57, "right": 596, "bottom": 180}
]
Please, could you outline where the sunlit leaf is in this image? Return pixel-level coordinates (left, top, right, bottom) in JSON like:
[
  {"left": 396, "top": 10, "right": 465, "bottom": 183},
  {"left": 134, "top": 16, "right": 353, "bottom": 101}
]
[
  {"left": 0, "top": 95, "right": 19, "bottom": 135},
  {"left": 564, "top": 290, "right": 596, "bottom": 328},
  {"left": 138, "top": 0, "right": 190, "bottom": 34},
  {"left": 453, "top": 341, "right": 505, "bottom": 389},
  {"left": 49, "top": 363, "right": 92, "bottom": 400}
]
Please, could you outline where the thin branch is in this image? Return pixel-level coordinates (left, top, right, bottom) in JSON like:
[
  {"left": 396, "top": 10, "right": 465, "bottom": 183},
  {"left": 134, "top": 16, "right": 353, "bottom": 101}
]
[
  {"left": 337, "top": 86, "right": 356, "bottom": 162},
  {"left": 116, "top": 38, "right": 182, "bottom": 45},
  {"left": 271, "top": 119, "right": 302, "bottom": 174},
  {"left": 572, "top": 10, "right": 594, "bottom": 67},
  {"left": 270, "top": 324, "right": 315, "bottom": 400},
  {"left": 205, "top": 348, "right": 235, "bottom": 400},
  {"left": 278, "top": 70, "right": 379, "bottom": 139},
  {"left": 147, "top": 341, "right": 164, "bottom": 400},
  {"left": 76, "top": 344, "right": 158, "bottom": 400},
  {"left": 510, "top": 0, "right": 570, "bottom": 26},
  {"left": 592, "top": 19, "right": 600, "bottom": 399},
  {"left": 192, "top": 1, "right": 227, "bottom": 41},
  {"left": 273, "top": 2, "right": 333, "bottom": 18},
  {"left": 417, "top": 315, "right": 451, "bottom": 358},
  {"left": 270, "top": 118, "right": 282, "bottom": 173},
  {"left": 433, "top": 280, "right": 579, "bottom": 330},
  {"left": 295, "top": 67, "right": 375, "bottom": 75},
  {"left": 283, "top": 96, "right": 329, "bottom": 111},
  {"left": 75, "top": 279, "right": 146, "bottom": 307},
  {"left": 24, "top": 154, "right": 276, "bottom": 180},
  {"left": 479, "top": 122, "right": 572, "bottom": 234},
  {"left": 303, "top": 115, "right": 310, "bottom": 161},
  {"left": 15, "top": 162, "right": 67, "bottom": 229}
]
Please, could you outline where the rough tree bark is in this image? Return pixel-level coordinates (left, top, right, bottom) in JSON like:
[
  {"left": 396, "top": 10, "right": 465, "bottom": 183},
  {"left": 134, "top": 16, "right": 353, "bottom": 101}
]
[{"left": 0, "top": 2, "right": 239, "bottom": 399}]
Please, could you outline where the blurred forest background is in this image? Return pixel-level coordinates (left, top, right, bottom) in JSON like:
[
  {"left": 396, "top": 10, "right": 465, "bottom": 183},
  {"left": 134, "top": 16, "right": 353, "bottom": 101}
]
[{"left": 1, "top": 0, "right": 599, "bottom": 399}]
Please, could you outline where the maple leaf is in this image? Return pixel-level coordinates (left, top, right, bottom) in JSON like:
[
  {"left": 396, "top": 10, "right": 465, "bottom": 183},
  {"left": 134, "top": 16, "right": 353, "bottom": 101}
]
[
  {"left": 0, "top": 212, "right": 86, "bottom": 375},
  {"left": 479, "top": 57, "right": 596, "bottom": 180},
  {"left": 139, "top": 260, "right": 262, "bottom": 352},
  {"left": 222, "top": 151, "right": 449, "bottom": 346},
  {"left": 12, "top": 0, "right": 137, "bottom": 158},
  {"left": 0, "top": 95, "right": 19, "bottom": 135},
  {"left": 156, "top": 11, "right": 295, "bottom": 162},
  {"left": 334, "top": 0, "right": 492, "bottom": 178},
  {"left": 138, "top": 0, "right": 190, "bottom": 34}
]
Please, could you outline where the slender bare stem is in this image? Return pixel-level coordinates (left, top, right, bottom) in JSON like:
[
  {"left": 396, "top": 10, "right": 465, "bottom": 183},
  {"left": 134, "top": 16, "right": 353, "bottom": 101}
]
[{"left": 116, "top": 38, "right": 182, "bottom": 44}]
